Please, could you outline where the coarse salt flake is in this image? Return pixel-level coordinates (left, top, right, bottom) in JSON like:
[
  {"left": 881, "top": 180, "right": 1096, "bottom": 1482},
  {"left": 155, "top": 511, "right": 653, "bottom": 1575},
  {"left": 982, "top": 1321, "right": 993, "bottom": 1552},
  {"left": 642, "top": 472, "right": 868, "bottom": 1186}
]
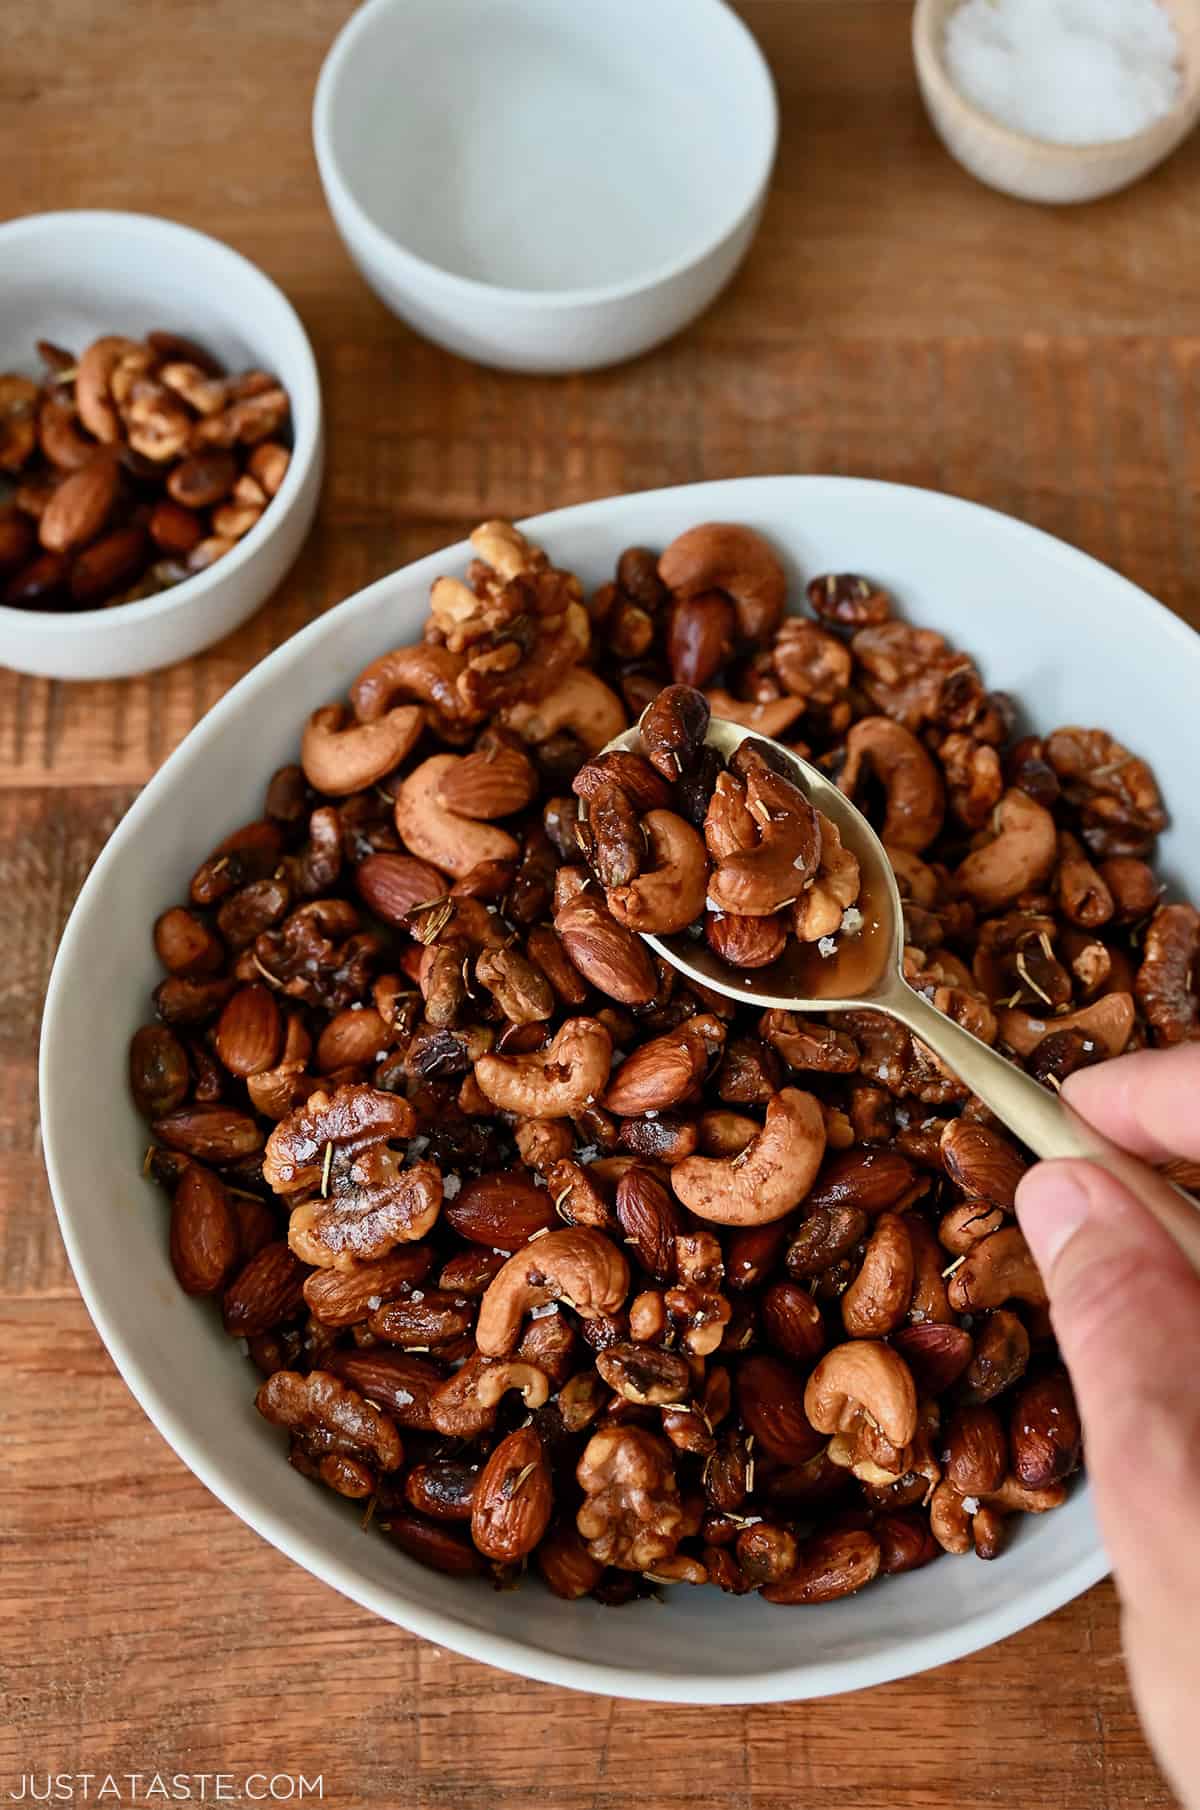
[
  {"left": 409, "top": 1289, "right": 424, "bottom": 1304},
  {"left": 840, "top": 906, "right": 864, "bottom": 937},
  {"left": 945, "top": 0, "right": 1181, "bottom": 146},
  {"left": 392, "top": 1389, "right": 414, "bottom": 1407},
  {"left": 817, "top": 934, "right": 838, "bottom": 958},
  {"left": 366, "top": 1295, "right": 382, "bottom": 1310},
  {"left": 962, "top": 1496, "right": 981, "bottom": 1516},
  {"left": 442, "top": 1173, "right": 462, "bottom": 1200},
  {"left": 529, "top": 1302, "right": 559, "bottom": 1320}
]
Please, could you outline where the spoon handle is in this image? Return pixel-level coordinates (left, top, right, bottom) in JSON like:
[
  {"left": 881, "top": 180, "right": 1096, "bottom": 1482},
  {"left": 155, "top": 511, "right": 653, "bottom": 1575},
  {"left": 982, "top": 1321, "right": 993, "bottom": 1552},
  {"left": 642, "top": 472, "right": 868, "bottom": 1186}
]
[{"left": 885, "top": 981, "right": 1200, "bottom": 1275}]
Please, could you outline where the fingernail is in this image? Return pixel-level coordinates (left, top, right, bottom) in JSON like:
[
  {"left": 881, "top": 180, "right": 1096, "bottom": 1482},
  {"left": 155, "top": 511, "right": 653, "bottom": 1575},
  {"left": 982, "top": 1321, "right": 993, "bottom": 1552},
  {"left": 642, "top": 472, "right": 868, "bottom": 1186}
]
[{"left": 1015, "top": 1165, "right": 1093, "bottom": 1274}]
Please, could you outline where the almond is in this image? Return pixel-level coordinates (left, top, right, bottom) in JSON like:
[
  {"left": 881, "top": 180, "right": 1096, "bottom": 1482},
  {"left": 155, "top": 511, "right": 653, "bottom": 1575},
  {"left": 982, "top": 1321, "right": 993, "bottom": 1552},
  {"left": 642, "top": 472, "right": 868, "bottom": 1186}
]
[
  {"left": 875, "top": 1510, "right": 939, "bottom": 1575},
  {"left": 435, "top": 743, "right": 538, "bottom": 820},
  {"left": 761, "top": 1527, "right": 881, "bottom": 1604},
  {"left": 149, "top": 498, "right": 203, "bottom": 554},
  {"left": 214, "top": 984, "right": 283, "bottom": 1077},
  {"left": 1010, "top": 1370, "right": 1081, "bottom": 1488},
  {"left": 603, "top": 1015, "right": 722, "bottom": 1116},
  {"left": 153, "top": 906, "right": 224, "bottom": 977},
  {"left": 943, "top": 1403, "right": 1008, "bottom": 1496},
  {"left": 316, "top": 1005, "right": 391, "bottom": 1072},
  {"left": 615, "top": 1163, "right": 684, "bottom": 1280},
  {"left": 554, "top": 892, "right": 657, "bottom": 1005},
  {"left": 303, "top": 1245, "right": 435, "bottom": 1326},
  {"left": 129, "top": 1023, "right": 190, "bottom": 1118},
  {"left": 69, "top": 524, "right": 148, "bottom": 605},
  {"left": 761, "top": 1281, "right": 826, "bottom": 1364},
  {"left": 355, "top": 852, "right": 447, "bottom": 925},
  {"left": 736, "top": 1354, "right": 825, "bottom": 1466},
  {"left": 805, "top": 1147, "right": 924, "bottom": 1216},
  {"left": 152, "top": 1103, "right": 264, "bottom": 1162},
  {"left": 221, "top": 1239, "right": 307, "bottom": 1336},
  {"left": 324, "top": 1349, "right": 443, "bottom": 1428},
  {"left": 940, "top": 1119, "right": 1027, "bottom": 1210},
  {"left": 445, "top": 1168, "right": 556, "bottom": 1247},
  {"left": 169, "top": 1163, "right": 238, "bottom": 1295},
  {"left": 382, "top": 1508, "right": 483, "bottom": 1574},
  {"left": 891, "top": 1321, "right": 974, "bottom": 1395},
  {"left": 167, "top": 449, "right": 238, "bottom": 509},
  {"left": 38, "top": 450, "right": 119, "bottom": 552},
  {"left": 470, "top": 1426, "right": 552, "bottom": 1561}
]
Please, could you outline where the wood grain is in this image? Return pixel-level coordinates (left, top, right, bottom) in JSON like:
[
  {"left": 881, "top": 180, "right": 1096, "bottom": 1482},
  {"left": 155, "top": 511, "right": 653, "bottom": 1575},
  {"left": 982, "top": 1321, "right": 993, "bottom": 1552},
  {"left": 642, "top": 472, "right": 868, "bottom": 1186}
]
[{"left": 0, "top": 0, "right": 1189, "bottom": 1804}]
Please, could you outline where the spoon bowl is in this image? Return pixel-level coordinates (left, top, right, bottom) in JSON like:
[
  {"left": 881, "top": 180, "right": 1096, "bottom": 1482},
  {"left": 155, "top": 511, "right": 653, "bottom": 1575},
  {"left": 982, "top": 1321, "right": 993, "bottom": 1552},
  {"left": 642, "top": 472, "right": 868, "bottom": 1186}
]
[{"left": 599, "top": 709, "right": 1200, "bottom": 1271}]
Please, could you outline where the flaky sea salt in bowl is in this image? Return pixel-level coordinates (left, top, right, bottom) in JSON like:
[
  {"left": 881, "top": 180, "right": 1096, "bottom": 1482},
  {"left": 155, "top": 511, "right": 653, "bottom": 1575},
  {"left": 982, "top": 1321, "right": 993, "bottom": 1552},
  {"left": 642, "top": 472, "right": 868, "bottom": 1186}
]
[{"left": 914, "top": 0, "right": 1200, "bottom": 203}]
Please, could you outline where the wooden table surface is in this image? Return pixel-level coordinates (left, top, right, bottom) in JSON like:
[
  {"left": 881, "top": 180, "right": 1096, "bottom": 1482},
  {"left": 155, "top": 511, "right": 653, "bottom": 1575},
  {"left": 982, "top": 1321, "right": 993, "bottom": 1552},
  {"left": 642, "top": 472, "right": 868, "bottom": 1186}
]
[{"left": 4, "top": 1, "right": 1196, "bottom": 1804}]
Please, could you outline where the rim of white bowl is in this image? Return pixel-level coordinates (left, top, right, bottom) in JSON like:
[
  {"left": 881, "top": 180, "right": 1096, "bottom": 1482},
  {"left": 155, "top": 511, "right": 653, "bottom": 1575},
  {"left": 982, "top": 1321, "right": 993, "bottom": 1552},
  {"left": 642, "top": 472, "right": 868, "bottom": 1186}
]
[
  {"left": 0, "top": 209, "right": 321, "bottom": 636},
  {"left": 913, "top": 0, "right": 1200, "bottom": 164},
  {"left": 41, "top": 475, "right": 1178, "bottom": 1701},
  {"left": 312, "top": 0, "right": 779, "bottom": 310}
]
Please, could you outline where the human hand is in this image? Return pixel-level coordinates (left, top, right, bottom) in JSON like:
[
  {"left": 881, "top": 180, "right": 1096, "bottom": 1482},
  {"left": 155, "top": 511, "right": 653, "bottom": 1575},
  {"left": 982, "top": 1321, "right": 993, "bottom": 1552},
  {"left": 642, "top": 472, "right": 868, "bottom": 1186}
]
[{"left": 1015, "top": 1044, "right": 1200, "bottom": 1810}]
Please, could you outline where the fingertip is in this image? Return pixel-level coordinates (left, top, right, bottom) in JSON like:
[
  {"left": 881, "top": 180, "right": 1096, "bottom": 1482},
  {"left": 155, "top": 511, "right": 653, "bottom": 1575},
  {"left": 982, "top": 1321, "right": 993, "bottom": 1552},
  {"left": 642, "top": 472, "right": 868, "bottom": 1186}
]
[
  {"left": 1063, "top": 1044, "right": 1200, "bottom": 1164},
  {"left": 1015, "top": 1159, "right": 1094, "bottom": 1274}
]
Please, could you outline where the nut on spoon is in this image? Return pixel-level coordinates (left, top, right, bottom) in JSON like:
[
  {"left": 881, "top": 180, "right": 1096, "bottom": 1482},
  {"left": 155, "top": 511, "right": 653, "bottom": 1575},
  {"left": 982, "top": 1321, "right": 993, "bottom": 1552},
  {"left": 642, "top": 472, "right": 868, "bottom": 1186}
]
[{"left": 599, "top": 710, "right": 1200, "bottom": 1271}]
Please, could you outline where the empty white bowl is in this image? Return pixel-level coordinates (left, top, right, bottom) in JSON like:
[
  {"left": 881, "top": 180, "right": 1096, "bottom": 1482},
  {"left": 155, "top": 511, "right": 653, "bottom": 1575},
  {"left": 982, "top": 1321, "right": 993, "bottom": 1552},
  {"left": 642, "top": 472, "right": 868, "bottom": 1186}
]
[
  {"left": 313, "top": 0, "right": 778, "bottom": 372},
  {"left": 43, "top": 474, "right": 1200, "bottom": 1702},
  {"left": 914, "top": 0, "right": 1200, "bottom": 204},
  {"left": 0, "top": 211, "right": 323, "bottom": 681}
]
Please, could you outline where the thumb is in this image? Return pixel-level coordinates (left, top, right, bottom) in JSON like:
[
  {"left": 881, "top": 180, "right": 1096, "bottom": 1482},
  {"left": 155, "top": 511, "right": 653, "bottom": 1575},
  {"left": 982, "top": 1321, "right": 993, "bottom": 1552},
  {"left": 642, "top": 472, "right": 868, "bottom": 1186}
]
[{"left": 1015, "top": 1159, "right": 1200, "bottom": 1590}]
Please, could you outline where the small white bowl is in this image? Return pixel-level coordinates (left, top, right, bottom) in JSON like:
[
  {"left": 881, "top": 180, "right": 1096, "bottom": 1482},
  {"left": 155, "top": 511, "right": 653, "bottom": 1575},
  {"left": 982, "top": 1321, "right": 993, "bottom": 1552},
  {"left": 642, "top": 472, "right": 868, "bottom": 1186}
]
[
  {"left": 0, "top": 212, "right": 323, "bottom": 681},
  {"left": 914, "top": 0, "right": 1200, "bottom": 205},
  {"left": 46, "top": 474, "right": 1200, "bottom": 1702},
  {"left": 313, "top": 0, "right": 777, "bottom": 373}
]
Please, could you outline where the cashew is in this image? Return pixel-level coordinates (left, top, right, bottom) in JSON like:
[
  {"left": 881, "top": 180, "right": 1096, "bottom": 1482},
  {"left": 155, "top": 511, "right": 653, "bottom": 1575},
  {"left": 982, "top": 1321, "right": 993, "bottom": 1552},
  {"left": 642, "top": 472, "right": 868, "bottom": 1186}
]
[
  {"left": 393, "top": 753, "right": 520, "bottom": 881},
  {"left": 792, "top": 817, "right": 861, "bottom": 943},
  {"left": 476, "top": 1227, "right": 630, "bottom": 1355},
  {"left": 502, "top": 668, "right": 627, "bottom": 755},
  {"left": 804, "top": 1339, "right": 919, "bottom": 1450},
  {"left": 301, "top": 702, "right": 424, "bottom": 797},
  {"left": 841, "top": 1212, "right": 914, "bottom": 1337},
  {"left": 706, "top": 754, "right": 821, "bottom": 918},
  {"left": 947, "top": 1226, "right": 1048, "bottom": 1312},
  {"left": 670, "top": 1087, "right": 826, "bottom": 1226},
  {"left": 702, "top": 689, "right": 806, "bottom": 741},
  {"left": 996, "top": 991, "right": 1135, "bottom": 1060},
  {"left": 929, "top": 1479, "right": 972, "bottom": 1555},
  {"left": 475, "top": 1361, "right": 551, "bottom": 1412},
  {"left": 956, "top": 789, "right": 1058, "bottom": 912},
  {"left": 75, "top": 335, "right": 143, "bottom": 442},
  {"left": 606, "top": 810, "right": 709, "bottom": 934},
  {"left": 886, "top": 846, "right": 940, "bottom": 907},
  {"left": 473, "top": 1016, "right": 612, "bottom": 1117},
  {"left": 838, "top": 716, "right": 945, "bottom": 852},
  {"left": 658, "top": 522, "right": 788, "bottom": 642},
  {"left": 350, "top": 643, "right": 476, "bottom": 727}
]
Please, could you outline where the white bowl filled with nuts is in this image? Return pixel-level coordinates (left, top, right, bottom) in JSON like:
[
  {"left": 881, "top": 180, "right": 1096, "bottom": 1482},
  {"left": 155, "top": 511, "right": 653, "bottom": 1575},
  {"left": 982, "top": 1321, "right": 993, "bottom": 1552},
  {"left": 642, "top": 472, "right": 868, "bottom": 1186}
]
[
  {"left": 39, "top": 476, "right": 1200, "bottom": 1701},
  {"left": 0, "top": 211, "right": 322, "bottom": 680}
]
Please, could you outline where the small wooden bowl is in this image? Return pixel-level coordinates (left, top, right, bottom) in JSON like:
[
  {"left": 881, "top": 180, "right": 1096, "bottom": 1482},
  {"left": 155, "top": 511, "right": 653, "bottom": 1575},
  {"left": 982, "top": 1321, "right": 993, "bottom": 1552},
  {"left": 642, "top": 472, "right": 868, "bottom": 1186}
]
[{"left": 913, "top": 0, "right": 1200, "bottom": 204}]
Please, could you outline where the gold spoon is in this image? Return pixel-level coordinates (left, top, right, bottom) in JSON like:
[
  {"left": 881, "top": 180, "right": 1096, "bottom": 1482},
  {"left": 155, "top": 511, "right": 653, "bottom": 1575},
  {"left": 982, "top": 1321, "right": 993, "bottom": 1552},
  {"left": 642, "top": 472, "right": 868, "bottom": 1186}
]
[{"left": 599, "top": 711, "right": 1200, "bottom": 1270}]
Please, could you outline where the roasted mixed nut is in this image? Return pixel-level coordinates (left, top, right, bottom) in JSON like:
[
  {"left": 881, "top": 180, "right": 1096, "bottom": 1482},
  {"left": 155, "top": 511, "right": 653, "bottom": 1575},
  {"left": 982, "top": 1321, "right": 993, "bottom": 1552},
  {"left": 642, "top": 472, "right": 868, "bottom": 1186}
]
[
  {"left": 573, "top": 680, "right": 865, "bottom": 967},
  {"left": 0, "top": 331, "right": 290, "bottom": 610},
  {"left": 130, "top": 515, "right": 1196, "bottom": 1605}
]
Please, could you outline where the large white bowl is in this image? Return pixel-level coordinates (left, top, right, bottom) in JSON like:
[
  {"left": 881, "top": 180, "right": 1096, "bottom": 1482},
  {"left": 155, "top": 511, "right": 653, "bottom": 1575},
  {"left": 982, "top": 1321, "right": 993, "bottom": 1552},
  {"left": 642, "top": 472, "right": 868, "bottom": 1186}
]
[
  {"left": 0, "top": 212, "right": 323, "bottom": 681},
  {"left": 41, "top": 477, "right": 1200, "bottom": 1702},
  {"left": 312, "top": 0, "right": 777, "bottom": 373}
]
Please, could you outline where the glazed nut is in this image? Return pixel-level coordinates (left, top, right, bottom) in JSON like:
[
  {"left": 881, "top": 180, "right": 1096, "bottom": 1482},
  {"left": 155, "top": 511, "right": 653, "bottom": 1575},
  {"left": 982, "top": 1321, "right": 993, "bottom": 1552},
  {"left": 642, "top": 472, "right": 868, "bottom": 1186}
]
[
  {"left": 168, "top": 449, "right": 238, "bottom": 509},
  {"left": 248, "top": 440, "right": 291, "bottom": 497},
  {"left": 670, "top": 1087, "right": 827, "bottom": 1226},
  {"left": 956, "top": 789, "right": 1058, "bottom": 910},
  {"left": 475, "top": 1227, "right": 630, "bottom": 1355},
  {"left": 596, "top": 1341, "right": 692, "bottom": 1406},
  {"left": 840, "top": 1211, "right": 914, "bottom": 1337},
  {"left": 302, "top": 702, "right": 424, "bottom": 798},
  {"left": 737, "top": 1354, "right": 826, "bottom": 1466},
  {"left": 302, "top": 1246, "right": 433, "bottom": 1327},
  {"left": 615, "top": 1164, "right": 686, "bottom": 1280},
  {"left": 638, "top": 682, "right": 712, "bottom": 780},
  {"left": 502, "top": 667, "right": 627, "bottom": 756},
  {"left": 603, "top": 1015, "right": 725, "bottom": 1116},
  {"left": 940, "top": 1117, "right": 1027, "bottom": 1210},
  {"left": 575, "top": 1425, "right": 684, "bottom": 1570},
  {"left": 169, "top": 1163, "right": 238, "bottom": 1295},
  {"left": 394, "top": 753, "right": 520, "bottom": 881},
  {"left": 444, "top": 1168, "right": 556, "bottom": 1247},
  {"left": 37, "top": 451, "right": 120, "bottom": 553},
  {"left": 435, "top": 736, "right": 539, "bottom": 820},
  {"left": 760, "top": 1528, "right": 881, "bottom": 1605},
  {"left": 658, "top": 521, "right": 787, "bottom": 643},
  {"left": 943, "top": 1404, "right": 1008, "bottom": 1496},
  {"left": 960, "top": 1309, "right": 1031, "bottom": 1404},
  {"left": 473, "top": 1016, "right": 612, "bottom": 1117},
  {"left": 891, "top": 1322, "right": 974, "bottom": 1396},
  {"left": 553, "top": 891, "right": 659, "bottom": 1005},
  {"left": 604, "top": 809, "right": 710, "bottom": 935},
  {"left": 804, "top": 1340, "right": 919, "bottom": 1451},
  {"left": 1010, "top": 1369, "right": 1082, "bottom": 1488},
  {"left": 257, "top": 1368, "right": 403, "bottom": 1475},
  {"left": 706, "top": 909, "right": 788, "bottom": 969},
  {"left": 705, "top": 749, "right": 822, "bottom": 917},
  {"left": 837, "top": 716, "right": 945, "bottom": 853},
  {"left": 946, "top": 1227, "right": 1048, "bottom": 1313}
]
